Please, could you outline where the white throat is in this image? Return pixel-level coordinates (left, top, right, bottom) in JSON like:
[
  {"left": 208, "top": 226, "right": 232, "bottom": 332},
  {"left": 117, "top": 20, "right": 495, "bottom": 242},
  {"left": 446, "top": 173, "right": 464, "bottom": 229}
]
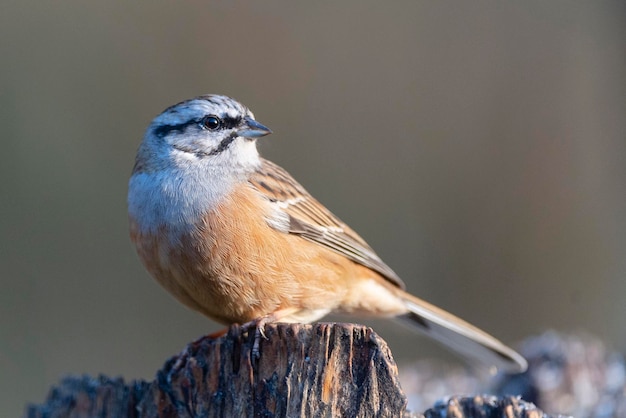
[{"left": 128, "top": 139, "right": 260, "bottom": 235}]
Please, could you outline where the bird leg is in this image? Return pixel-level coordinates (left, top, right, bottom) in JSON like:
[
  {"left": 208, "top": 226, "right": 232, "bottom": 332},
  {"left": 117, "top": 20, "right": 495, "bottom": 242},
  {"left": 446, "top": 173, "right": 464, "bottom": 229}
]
[{"left": 239, "top": 308, "right": 301, "bottom": 359}]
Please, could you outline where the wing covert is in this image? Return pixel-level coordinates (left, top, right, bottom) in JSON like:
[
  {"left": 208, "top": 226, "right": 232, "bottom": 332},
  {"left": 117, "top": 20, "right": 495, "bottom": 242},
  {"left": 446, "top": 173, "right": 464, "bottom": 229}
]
[{"left": 249, "top": 159, "right": 405, "bottom": 289}]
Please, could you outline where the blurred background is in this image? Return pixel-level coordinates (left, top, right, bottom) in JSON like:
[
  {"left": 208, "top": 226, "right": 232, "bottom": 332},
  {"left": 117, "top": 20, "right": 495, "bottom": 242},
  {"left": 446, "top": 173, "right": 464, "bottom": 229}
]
[{"left": 1, "top": 1, "right": 625, "bottom": 416}]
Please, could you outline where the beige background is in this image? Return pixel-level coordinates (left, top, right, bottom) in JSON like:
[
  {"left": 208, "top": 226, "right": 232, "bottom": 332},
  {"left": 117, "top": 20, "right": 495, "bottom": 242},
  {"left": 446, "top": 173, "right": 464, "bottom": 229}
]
[{"left": 1, "top": 2, "right": 625, "bottom": 416}]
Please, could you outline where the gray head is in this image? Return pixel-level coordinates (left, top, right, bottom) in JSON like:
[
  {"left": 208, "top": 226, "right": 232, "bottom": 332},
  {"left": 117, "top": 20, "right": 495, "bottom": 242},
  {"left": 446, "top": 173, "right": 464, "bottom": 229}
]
[
  {"left": 129, "top": 95, "right": 272, "bottom": 232},
  {"left": 135, "top": 95, "right": 272, "bottom": 174}
]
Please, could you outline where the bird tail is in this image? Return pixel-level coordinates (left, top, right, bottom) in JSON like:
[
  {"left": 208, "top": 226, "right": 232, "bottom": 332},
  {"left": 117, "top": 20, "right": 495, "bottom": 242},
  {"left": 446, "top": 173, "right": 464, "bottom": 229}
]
[{"left": 396, "top": 291, "right": 527, "bottom": 373}]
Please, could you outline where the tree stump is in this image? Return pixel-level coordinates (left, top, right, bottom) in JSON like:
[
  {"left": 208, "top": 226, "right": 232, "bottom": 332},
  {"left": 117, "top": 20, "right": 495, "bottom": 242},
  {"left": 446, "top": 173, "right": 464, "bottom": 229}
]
[{"left": 24, "top": 323, "right": 555, "bottom": 417}]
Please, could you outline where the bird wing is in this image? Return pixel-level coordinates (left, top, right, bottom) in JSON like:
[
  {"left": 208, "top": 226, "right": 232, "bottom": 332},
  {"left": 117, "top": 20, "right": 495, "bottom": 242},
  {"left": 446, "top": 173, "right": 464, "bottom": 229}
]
[{"left": 248, "top": 158, "right": 405, "bottom": 289}]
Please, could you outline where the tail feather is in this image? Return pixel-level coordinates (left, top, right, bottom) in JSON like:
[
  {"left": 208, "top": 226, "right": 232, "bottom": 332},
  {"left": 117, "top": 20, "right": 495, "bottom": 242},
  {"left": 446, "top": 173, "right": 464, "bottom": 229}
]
[{"left": 397, "top": 292, "right": 527, "bottom": 373}]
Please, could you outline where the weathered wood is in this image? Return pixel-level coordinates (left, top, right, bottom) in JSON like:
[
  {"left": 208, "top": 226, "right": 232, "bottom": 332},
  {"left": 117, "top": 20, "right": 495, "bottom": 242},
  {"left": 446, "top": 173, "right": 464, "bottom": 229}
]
[
  {"left": 26, "top": 323, "right": 405, "bottom": 417},
  {"left": 139, "top": 323, "right": 406, "bottom": 417},
  {"left": 422, "top": 396, "right": 558, "bottom": 418},
  {"left": 24, "top": 323, "right": 557, "bottom": 418},
  {"left": 24, "top": 375, "right": 148, "bottom": 418}
]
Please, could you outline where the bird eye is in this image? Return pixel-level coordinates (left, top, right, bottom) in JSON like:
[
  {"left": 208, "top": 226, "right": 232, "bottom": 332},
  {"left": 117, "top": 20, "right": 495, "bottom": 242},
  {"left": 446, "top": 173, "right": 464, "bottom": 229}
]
[{"left": 201, "top": 115, "right": 222, "bottom": 130}]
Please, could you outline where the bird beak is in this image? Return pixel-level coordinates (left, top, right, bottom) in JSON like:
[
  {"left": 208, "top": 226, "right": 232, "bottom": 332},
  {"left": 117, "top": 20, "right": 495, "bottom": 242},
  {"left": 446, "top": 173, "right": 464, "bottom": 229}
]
[{"left": 237, "top": 117, "right": 272, "bottom": 139}]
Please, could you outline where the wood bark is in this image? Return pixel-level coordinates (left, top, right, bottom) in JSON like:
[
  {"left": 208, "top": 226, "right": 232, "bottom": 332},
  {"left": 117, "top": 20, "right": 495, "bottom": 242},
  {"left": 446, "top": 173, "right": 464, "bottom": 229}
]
[{"left": 25, "top": 323, "right": 554, "bottom": 418}]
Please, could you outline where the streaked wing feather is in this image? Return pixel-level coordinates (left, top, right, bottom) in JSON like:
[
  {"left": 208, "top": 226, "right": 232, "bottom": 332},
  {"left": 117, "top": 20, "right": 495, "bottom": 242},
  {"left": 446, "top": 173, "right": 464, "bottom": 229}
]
[{"left": 249, "top": 159, "right": 405, "bottom": 289}]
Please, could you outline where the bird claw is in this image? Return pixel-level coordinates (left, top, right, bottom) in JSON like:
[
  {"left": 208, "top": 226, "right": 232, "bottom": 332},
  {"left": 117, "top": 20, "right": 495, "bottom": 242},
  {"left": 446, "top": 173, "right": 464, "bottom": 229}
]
[{"left": 239, "top": 316, "right": 272, "bottom": 360}]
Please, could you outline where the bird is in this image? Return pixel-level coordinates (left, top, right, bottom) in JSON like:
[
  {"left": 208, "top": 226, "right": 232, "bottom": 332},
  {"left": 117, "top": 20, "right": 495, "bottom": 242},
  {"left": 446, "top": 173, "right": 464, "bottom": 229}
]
[{"left": 128, "top": 94, "right": 527, "bottom": 373}]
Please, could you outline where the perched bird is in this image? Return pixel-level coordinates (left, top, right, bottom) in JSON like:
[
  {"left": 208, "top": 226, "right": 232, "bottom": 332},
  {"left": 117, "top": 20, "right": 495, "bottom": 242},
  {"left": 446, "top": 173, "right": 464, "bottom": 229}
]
[{"left": 128, "top": 94, "right": 527, "bottom": 373}]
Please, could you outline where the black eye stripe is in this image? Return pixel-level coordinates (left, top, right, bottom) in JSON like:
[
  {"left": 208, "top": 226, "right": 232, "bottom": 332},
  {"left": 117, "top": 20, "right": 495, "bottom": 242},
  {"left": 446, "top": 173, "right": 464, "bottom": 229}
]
[
  {"left": 221, "top": 116, "right": 242, "bottom": 129},
  {"left": 153, "top": 116, "right": 242, "bottom": 138},
  {"left": 153, "top": 119, "right": 201, "bottom": 139}
]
